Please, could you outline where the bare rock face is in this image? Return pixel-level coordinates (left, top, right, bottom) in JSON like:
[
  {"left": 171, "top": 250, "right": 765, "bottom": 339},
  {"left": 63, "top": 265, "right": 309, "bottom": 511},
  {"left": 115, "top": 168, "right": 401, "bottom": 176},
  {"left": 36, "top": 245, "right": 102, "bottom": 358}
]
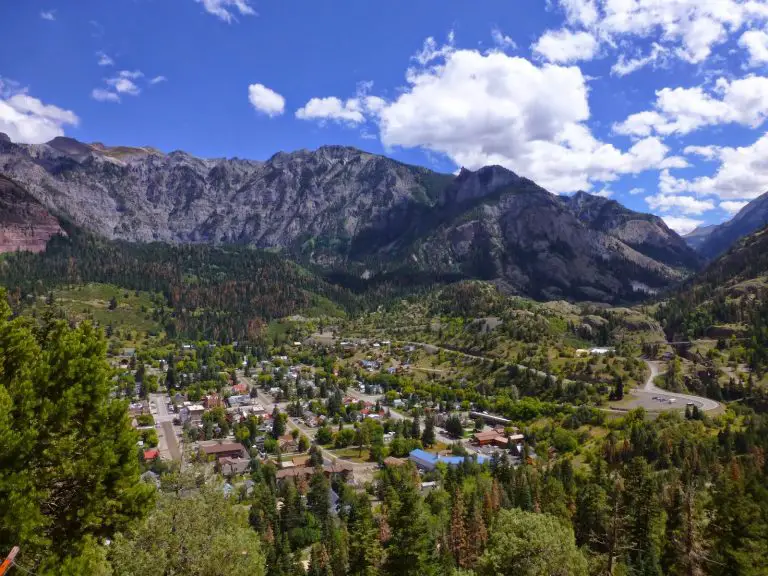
[
  {"left": 0, "top": 135, "right": 701, "bottom": 302},
  {"left": 692, "top": 191, "right": 768, "bottom": 259},
  {"left": 0, "top": 175, "right": 64, "bottom": 253}
]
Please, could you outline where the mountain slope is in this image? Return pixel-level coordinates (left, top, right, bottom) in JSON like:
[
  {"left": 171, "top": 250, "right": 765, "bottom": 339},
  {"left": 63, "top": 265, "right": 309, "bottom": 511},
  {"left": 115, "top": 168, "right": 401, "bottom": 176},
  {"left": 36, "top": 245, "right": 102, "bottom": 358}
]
[
  {"left": 0, "top": 135, "right": 700, "bottom": 303},
  {"left": 0, "top": 174, "right": 64, "bottom": 253},
  {"left": 0, "top": 222, "right": 356, "bottom": 341},
  {"left": 562, "top": 191, "right": 701, "bottom": 269},
  {"left": 369, "top": 181, "right": 692, "bottom": 301},
  {"left": 683, "top": 224, "right": 718, "bottom": 251},
  {"left": 694, "top": 191, "right": 768, "bottom": 258},
  {"left": 656, "top": 222, "right": 768, "bottom": 343}
]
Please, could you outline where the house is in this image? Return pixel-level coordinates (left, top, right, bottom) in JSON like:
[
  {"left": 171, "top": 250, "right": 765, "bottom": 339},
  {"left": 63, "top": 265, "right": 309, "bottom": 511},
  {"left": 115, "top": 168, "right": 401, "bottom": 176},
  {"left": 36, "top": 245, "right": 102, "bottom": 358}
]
[
  {"left": 409, "top": 449, "right": 440, "bottom": 471},
  {"left": 203, "top": 394, "right": 223, "bottom": 409},
  {"left": 143, "top": 448, "right": 159, "bottom": 461},
  {"left": 361, "top": 360, "right": 380, "bottom": 371},
  {"left": 227, "top": 394, "right": 251, "bottom": 408},
  {"left": 129, "top": 401, "right": 148, "bottom": 417},
  {"left": 231, "top": 382, "right": 248, "bottom": 394},
  {"left": 472, "top": 431, "right": 501, "bottom": 446},
  {"left": 200, "top": 442, "right": 247, "bottom": 461},
  {"left": 278, "top": 434, "right": 298, "bottom": 452},
  {"left": 180, "top": 404, "right": 205, "bottom": 424},
  {"left": 472, "top": 431, "right": 515, "bottom": 448},
  {"left": 219, "top": 457, "right": 250, "bottom": 477}
]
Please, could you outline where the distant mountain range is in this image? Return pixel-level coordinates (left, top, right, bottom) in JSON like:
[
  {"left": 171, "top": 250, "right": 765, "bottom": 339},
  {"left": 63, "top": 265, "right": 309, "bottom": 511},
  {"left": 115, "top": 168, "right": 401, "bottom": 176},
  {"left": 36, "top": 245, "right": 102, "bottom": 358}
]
[
  {"left": 0, "top": 132, "right": 702, "bottom": 303},
  {"left": 683, "top": 191, "right": 768, "bottom": 259}
]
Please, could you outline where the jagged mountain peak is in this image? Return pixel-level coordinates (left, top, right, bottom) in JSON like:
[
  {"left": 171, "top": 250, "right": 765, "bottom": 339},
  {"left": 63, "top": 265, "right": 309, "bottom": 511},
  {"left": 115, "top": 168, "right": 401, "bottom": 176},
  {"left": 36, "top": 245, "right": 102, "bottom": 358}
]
[{"left": 0, "top": 138, "right": 701, "bottom": 302}]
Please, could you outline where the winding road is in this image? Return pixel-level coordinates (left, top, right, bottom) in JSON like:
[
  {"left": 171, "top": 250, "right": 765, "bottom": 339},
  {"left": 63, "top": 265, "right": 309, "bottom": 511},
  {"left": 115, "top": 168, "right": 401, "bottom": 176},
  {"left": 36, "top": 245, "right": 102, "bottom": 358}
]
[
  {"left": 393, "top": 340, "right": 721, "bottom": 414},
  {"left": 626, "top": 360, "right": 721, "bottom": 412}
]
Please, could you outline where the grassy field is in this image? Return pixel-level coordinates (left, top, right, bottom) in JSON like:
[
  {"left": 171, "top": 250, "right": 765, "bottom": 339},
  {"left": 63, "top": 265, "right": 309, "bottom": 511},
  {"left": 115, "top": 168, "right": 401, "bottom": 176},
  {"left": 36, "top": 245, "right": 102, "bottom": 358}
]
[
  {"left": 329, "top": 447, "right": 372, "bottom": 463},
  {"left": 29, "top": 283, "right": 165, "bottom": 349}
]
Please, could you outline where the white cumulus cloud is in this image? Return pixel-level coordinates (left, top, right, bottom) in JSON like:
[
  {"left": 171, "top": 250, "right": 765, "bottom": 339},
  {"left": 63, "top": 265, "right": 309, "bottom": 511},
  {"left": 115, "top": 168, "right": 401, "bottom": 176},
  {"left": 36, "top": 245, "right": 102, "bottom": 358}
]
[
  {"left": 0, "top": 81, "right": 79, "bottom": 143},
  {"left": 720, "top": 200, "right": 749, "bottom": 214},
  {"left": 659, "top": 132, "right": 768, "bottom": 200},
  {"left": 91, "top": 88, "right": 120, "bottom": 103},
  {"left": 296, "top": 95, "right": 384, "bottom": 125},
  {"left": 662, "top": 216, "right": 704, "bottom": 235},
  {"left": 375, "top": 42, "right": 675, "bottom": 193},
  {"left": 532, "top": 29, "right": 599, "bottom": 63},
  {"left": 40, "top": 10, "right": 55, "bottom": 21},
  {"left": 248, "top": 83, "right": 285, "bottom": 117},
  {"left": 195, "top": 0, "right": 255, "bottom": 22},
  {"left": 614, "top": 76, "right": 768, "bottom": 137},
  {"left": 555, "top": 0, "right": 768, "bottom": 65},
  {"left": 645, "top": 194, "right": 715, "bottom": 215},
  {"left": 106, "top": 77, "right": 140, "bottom": 95},
  {"left": 739, "top": 30, "right": 768, "bottom": 67}
]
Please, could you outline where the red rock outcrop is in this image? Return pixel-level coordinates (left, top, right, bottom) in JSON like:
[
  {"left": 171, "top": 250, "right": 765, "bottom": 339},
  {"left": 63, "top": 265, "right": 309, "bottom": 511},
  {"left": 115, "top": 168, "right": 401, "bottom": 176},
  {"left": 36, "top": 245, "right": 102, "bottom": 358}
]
[{"left": 0, "top": 174, "right": 63, "bottom": 253}]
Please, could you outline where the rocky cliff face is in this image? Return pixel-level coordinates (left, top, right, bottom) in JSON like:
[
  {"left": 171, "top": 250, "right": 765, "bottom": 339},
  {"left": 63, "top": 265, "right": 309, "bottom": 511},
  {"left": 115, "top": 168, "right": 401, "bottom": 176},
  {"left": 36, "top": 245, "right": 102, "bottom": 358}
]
[
  {"left": 693, "top": 192, "right": 768, "bottom": 259},
  {"left": 562, "top": 191, "right": 702, "bottom": 269},
  {"left": 0, "top": 135, "right": 700, "bottom": 302},
  {"left": 0, "top": 174, "right": 64, "bottom": 254}
]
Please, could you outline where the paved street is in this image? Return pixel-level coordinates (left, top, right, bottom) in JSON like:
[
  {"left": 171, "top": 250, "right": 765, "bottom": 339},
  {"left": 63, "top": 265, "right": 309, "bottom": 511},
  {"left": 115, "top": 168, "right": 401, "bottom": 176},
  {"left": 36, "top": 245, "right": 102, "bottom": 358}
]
[
  {"left": 623, "top": 360, "right": 721, "bottom": 413},
  {"left": 150, "top": 393, "right": 182, "bottom": 462}
]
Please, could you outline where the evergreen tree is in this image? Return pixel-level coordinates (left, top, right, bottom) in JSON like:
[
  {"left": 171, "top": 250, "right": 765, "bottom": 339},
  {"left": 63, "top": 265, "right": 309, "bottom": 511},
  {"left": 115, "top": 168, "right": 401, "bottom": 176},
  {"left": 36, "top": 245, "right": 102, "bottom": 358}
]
[
  {"left": 110, "top": 481, "right": 265, "bottom": 576},
  {"left": 476, "top": 509, "right": 587, "bottom": 576},
  {"left": 421, "top": 414, "right": 436, "bottom": 447},
  {"left": 383, "top": 481, "right": 435, "bottom": 576},
  {"left": 348, "top": 493, "right": 382, "bottom": 576},
  {"left": 0, "top": 296, "right": 153, "bottom": 569},
  {"left": 308, "top": 469, "right": 331, "bottom": 525},
  {"left": 272, "top": 406, "right": 286, "bottom": 438}
]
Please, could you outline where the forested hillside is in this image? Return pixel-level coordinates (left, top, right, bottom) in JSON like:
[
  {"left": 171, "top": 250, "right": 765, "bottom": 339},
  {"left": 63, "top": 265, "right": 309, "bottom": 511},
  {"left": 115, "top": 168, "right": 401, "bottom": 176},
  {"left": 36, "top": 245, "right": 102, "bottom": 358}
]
[
  {"left": 656, "top": 225, "right": 768, "bottom": 407},
  {"left": 0, "top": 223, "right": 356, "bottom": 341}
]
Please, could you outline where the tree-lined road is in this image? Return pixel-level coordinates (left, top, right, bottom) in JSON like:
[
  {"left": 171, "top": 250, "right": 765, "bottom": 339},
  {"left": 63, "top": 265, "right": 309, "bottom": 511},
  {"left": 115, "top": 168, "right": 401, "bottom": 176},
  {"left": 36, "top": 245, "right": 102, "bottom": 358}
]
[{"left": 150, "top": 393, "right": 182, "bottom": 461}]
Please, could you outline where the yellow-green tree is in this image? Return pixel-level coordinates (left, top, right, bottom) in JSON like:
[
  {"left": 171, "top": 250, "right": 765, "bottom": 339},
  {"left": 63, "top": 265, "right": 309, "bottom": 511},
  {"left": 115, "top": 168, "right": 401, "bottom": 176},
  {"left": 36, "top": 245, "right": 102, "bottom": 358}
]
[{"left": 109, "top": 483, "right": 266, "bottom": 576}]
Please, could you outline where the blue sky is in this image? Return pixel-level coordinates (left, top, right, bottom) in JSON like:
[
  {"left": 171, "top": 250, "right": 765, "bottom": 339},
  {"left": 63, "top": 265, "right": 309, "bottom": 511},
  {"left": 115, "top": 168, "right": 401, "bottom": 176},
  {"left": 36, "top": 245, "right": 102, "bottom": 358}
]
[{"left": 4, "top": 0, "right": 768, "bottom": 233}]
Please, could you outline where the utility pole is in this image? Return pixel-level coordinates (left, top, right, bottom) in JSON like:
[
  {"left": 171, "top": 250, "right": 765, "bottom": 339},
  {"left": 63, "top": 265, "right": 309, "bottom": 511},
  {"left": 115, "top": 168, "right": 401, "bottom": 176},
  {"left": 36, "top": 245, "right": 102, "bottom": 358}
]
[{"left": 0, "top": 546, "right": 19, "bottom": 576}]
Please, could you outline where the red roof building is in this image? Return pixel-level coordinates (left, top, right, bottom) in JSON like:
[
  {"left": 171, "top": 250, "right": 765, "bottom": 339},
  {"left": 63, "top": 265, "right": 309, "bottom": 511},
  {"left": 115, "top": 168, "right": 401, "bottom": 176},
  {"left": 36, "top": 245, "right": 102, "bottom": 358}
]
[{"left": 143, "top": 449, "right": 159, "bottom": 461}]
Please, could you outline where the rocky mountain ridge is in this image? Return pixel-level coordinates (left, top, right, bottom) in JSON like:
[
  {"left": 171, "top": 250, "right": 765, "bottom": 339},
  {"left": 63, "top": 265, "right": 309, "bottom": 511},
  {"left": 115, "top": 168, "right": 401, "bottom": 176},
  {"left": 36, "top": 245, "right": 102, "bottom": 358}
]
[
  {"left": 0, "top": 133, "right": 701, "bottom": 302},
  {"left": 688, "top": 191, "right": 768, "bottom": 259}
]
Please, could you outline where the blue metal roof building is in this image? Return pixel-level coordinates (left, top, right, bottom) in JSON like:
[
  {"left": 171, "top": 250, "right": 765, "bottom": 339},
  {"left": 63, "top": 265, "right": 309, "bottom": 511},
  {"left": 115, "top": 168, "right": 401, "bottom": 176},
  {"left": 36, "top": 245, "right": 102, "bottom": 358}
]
[{"left": 408, "top": 449, "right": 489, "bottom": 471}]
